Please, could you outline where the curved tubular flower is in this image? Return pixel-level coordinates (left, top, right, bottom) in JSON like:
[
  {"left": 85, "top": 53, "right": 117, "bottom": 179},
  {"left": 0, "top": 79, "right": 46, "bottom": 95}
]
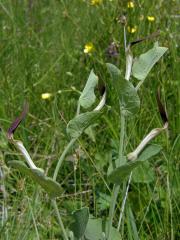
[
  {"left": 7, "top": 102, "right": 29, "bottom": 140},
  {"left": 127, "top": 122, "right": 168, "bottom": 161},
  {"left": 127, "top": 89, "right": 168, "bottom": 161},
  {"left": 125, "top": 44, "right": 133, "bottom": 81},
  {"left": 125, "top": 31, "right": 160, "bottom": 82},
  {"left": 93, "top": 86, "right": 106, "bottom": 111},
  {"left": 7, "top": 103, "right": 41, "bottom": 171}
]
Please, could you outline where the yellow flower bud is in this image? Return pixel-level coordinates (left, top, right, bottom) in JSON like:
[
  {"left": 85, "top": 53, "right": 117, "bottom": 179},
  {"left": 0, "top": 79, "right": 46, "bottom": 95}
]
[
  {"left": 127, "top": 26, "right": 137, "bottom": 33},
  {"left": 41, "top": 93, "right": 52, "bottom": 100},
  {"left": 127, "top": 1, "right": 134, "bottom": 8},
  {"left": 147, "top": 16, "right": 155, "bottom": 22},
  {"left": 84, "top": 42, "right": 95, "bottom": 54},
  {"left": 90, "top": 0, "right": 102, "bottom": 5}
]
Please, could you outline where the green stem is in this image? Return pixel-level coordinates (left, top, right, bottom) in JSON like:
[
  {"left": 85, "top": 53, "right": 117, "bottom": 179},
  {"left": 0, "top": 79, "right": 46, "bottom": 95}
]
[
  {"left": 118, "top": 114, "right": 125, "bottom": 167},
  {"left": 135, "top": 80, "right": 143, "bottom": 91},
  {"left": 107, "top": 114, "right": 126, "bottom": 239},
  {"left": 53, "top": 138, "right": 76, "bottom": 181},
  {"left": 52, "top": 199, "right": 69, "bottom": 240},
  {"left": 117, "top": 172, "right": 132, "bottom": 231}
]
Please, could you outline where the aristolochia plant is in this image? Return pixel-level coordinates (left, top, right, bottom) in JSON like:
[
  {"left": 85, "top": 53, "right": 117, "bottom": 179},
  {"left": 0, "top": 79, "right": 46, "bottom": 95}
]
[{"left": 4, "top": 26, "right": 168, "bottom": 239}]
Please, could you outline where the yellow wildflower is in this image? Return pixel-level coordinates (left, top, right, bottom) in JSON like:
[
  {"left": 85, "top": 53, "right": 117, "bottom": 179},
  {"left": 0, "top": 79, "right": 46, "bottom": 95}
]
[
  {"left": 90, "top": 0, "right": 102, "bottom": 5},
  {"left": 127, "top": 1, "right": 134, "bottom": 8},
  {"left": 41, "top": 93, "right": 52, "bottom": 100},
  {"left": 147, "top": 16, "right": 155, "bottom": 22},
  {"left": 127, "top": 26, "right": 137, "bottom": 33},
  {"left": 84, "top": 42, "right": 94, "bottom": 54}
]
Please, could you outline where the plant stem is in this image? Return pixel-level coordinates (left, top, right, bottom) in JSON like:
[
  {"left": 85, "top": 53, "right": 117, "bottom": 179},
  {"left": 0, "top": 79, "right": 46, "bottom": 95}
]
[
  {"left": 0, "top": 166, "right": 8, "bottom": 227},
  {"left": 52, "top": 199, "right": 69, "bottom": 240},
  {"left": 107, "top": 114, "right": 126, "bottom": 239},
  {"left": 117, "top": 171, "right": 132, "bottom": 231},
  {"left": 118, "top": 114, "right": 125, "bottom": 167},
  {"left": 53, "top": 138, "right": 76, "bottom": 181},
  {"left": 107, "top": 184, "right": 120, "bottom": 239}
]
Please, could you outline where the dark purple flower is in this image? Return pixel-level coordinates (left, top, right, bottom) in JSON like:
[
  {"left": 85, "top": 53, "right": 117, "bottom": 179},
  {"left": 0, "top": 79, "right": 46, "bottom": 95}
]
[
  {"left": 7, "top": 102, "right": 29, "bottom": 139},
  {"left": 156, "top": 88, "right": 168, "bottom": 124}
]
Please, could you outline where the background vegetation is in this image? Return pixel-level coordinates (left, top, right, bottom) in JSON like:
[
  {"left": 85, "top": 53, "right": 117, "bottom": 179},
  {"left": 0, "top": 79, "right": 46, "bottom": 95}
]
[{"left": 0, "top": 0, "right": 179, "bottom": 239}]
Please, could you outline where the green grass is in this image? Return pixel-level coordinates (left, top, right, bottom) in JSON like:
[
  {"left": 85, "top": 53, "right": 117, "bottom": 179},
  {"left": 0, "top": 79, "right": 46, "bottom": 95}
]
[{"left": 0, "top": 0, "right": 179, "bottom": 239}]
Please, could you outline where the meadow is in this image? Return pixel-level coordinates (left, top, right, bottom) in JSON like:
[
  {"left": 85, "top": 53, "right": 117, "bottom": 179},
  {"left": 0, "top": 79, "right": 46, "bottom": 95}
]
[{"left": 0, "top": 0, "right": 179, "bottom": 239}]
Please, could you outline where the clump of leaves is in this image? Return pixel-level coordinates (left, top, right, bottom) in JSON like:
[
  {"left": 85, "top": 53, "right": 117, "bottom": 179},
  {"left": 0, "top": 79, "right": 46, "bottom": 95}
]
[{"left": 3, "top": 26, "right": 168, "bottom": 239}]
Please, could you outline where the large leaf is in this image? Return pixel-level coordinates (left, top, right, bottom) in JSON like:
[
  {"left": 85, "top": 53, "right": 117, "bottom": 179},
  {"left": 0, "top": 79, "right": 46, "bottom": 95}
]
[
  {"left": 67, "top": 111, "right": 102, "bottom": 139},
  {"left": 70, "top": 207, "right": 89, "bottom": 239},
  {"left": 79, "top": 70, "right": 98, "bottom": 109},
  {"left": 106, "top": 63, "right": 121, "bottom": 87},
  {"left": 84, "top": 125, "right": 97, "bottom": 142},
  {"left": 132, "top": 162, "right": 155, "bottom": 183},
  {"left": 108, "top": 145, "right": 162, "bottom": 184},
  {"left": 132, "top": 42, "right": 168, "bottom": 81},
  {"left": 85, "top": 217, "right": 122, "bottom": 240},
  {"left": 85, "top": 218, "right": 102, "bottom": 240},
  {"left": 106, "top": 63, "right": 140, "bottom": 116},
  {"left": 8, "top": 161, "right": 62, "bottom": 198},
  {"left": 105, "top": 223, "right": 121, "bottom": 240}
]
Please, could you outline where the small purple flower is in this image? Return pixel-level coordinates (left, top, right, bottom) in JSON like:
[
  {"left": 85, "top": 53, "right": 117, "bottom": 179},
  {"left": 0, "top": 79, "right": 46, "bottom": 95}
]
[{"left": 106, "top": 42, "right": 119, "bottom": 58}]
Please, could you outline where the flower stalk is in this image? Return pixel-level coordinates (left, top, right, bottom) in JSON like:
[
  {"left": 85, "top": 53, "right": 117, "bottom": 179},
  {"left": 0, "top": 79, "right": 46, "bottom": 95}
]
[{"left": 107, "top": 24, "right": 128, "bottom": 239}]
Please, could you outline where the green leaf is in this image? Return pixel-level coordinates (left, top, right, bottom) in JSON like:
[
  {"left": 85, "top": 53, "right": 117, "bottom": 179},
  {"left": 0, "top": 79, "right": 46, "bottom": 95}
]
[
  {"left": 70, "top": 207, "right": 89, "bottom": 239},
  {"left": 8, "top": 161, "right": 62, "bottom": 198},
  {"left": 84, "top": 125, "right": 97, "bottom": 142},
  {"left": 132, "top": 162, "right": 155, "bottom": 183},
  {"left": 67, "top": 111, "right": 102, "bottom": 139},
  {"left": 79, "top": 70, "right": 98, "bottom": 109},
  {"left": 126, "top": 204, "right": 139, "bottom": 240},
  {"left": 97, "top": 192, "right": 111, "bottom": 211},
  {"left": 107, "top": 157, "right": 126, "bottom": 176},
  {"left": 105, "top": 225, "right": 121, "bottom": 240},
  {"left": 85, "top": 217, "right": 122, "bottom": 240},
  {"left": 106, "top": 63, "right": 140, "bottom": 116},
  {"left": 85, "top": 218, "right": 103, "bottom": 240},
  {"left": 106, "top": 63, "right": 121, "bottom": 86},
  {"left": 132, "top": 42, "right": 168, "bottom": 81},
  {"left": 108, "top": 145, "right": 162, "bottom": 184},
  {"left": 95, "top": 151, "right": 112, "bottom": 171}
]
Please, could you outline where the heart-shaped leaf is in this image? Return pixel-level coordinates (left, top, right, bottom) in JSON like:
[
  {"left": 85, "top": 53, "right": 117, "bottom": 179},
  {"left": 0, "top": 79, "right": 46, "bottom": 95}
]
[
  {"left": 85, "top": 218, "right": 102, "bottom": 240},
  {"left": 67, "top": 111, "right": 102, "bottom": 139},
  {"left": 9, "top": 161, "right": 62, "bottom": 198},
  {"left": 70, "top": 207, "right": 89, "bottom": 239},
  {"left": 107, "top": 63, "right": 140, "bottom": 116},
  {"left": 85, "top": 217, "right": 122, "bottom": 240},
  {"left": 108, "top": 145, "right": 162, "bottom": 184},
  {"left": 132, "top": 42, "right": 168, "bottom": 81},
  {"left": 79, "top": 70, "right": 98, "bottom": 109},
  {"left": 132, "top": 162, "right": 155, "bottom": 183}
]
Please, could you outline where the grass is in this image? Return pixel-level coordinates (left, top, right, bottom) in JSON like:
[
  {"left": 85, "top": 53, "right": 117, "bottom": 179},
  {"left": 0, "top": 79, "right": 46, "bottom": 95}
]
[{"left": 0, "top": 0, "right": 179, "bottom": 239}]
